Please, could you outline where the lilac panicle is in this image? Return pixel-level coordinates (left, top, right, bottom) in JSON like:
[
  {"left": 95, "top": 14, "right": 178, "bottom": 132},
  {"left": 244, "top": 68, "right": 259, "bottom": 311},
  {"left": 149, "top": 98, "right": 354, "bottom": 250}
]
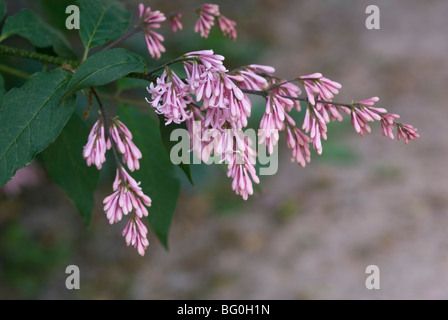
[
  {"left": 83, "top": 119, "right": 110, "bottom": 170},
  {"left": 122, "top": 215, "right": 149, "bottom": 256},
  {"left": 139, "top": 4, "right": 166, "bottom": 59}
]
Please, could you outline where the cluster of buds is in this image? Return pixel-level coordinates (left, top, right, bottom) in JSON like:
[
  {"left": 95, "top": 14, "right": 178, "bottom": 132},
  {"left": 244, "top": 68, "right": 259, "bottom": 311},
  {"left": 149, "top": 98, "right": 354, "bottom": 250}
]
[
  {"left": 84, "top": 116, "right": 151, "bottom": 256},
  {"left": 139, "top": 3, "right": 237, "bottom": 59}
]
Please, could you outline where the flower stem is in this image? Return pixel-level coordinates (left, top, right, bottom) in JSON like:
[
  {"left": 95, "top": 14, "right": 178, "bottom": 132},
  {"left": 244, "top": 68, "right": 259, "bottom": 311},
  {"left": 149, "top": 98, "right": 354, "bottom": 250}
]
[
  {"left": 102, "top": 25, "right": 143, "bottom": 51},
  {"left": 240, "top": 88, "right": 353, "bottom": 108},
  {"left": 91, "top": 87, "right": 126, "bottom": 183},
  {"left": 147, "top": 56, "right": 191, "bottom": 75},
  {"left": 165, "top": 7, "right": 197, "bottom": 18},
  {"left": 97, "top": 92, "right": 149, "bottom": 107}
]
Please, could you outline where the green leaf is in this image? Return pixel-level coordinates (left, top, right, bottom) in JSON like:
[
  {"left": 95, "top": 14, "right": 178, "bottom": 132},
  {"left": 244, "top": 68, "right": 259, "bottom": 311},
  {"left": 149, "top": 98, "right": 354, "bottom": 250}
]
[
  {"left": 116, "top": 78, "right": 149, "bottom": 92},
  {"left": 0, "top": 0, "right": 6, "bottom": 21},
  {"left": 0, "top": 69, "right": 76, "bottom": 187},
  {"left": 0, "top": 73, "right": 5, "bottom": 106},
  {"left": 158, "top": 115, "right": 194, "bottom": 185},
  {"left": 40, "top": 114, "right": 99, "bottom": 226},
  {"left": 118, "top": 105, "right": 180, "bottom": 249},
  {"left": 78, "top": 0, "right": 131, "bottom": 51},
  {"left": 59, "top": 48, "right": 146, "bottom": 103},
  {"left": 0, "top": 9, "right": 73, "bottom": 58}
]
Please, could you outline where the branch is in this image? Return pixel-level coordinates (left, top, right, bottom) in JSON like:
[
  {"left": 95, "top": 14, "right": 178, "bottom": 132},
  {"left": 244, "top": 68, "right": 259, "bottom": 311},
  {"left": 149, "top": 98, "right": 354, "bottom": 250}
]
[
  {"left": 102, "top": 25, "right": 143, "bottom": 51},
  {"left": 240, "top": 88, "right": 353, "bottom": 108},
  {"left": 0, "top": 44, "right": 159, "bottom": 82},
  {"left": 0, "top": 45, "right": 353, "bottom": 109},
  {"left": 0, "top": 44, "right": 80, "bottom": 68},
  {"left": 165, "top": 7, "right": 197, "bottom": 18},
  {"left": 147, "top": 56, "right": 191, "bottom": 75}
]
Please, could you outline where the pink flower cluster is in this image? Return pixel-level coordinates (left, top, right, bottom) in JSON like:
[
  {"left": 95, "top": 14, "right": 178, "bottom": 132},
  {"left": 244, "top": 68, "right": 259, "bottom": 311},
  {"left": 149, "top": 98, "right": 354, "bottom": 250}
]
[
  {"left": 194, "top": 4, "right": 237, "bottom": 40},
  {"left": 84, "top": 116, "right": 151, "bottom": 256},
  {"left": 103, "top": 167, "right": 151, "bottom": 224},
  {"left": 146, "top": 50, "right": 259, "bottom": 199},
  {"left": 138, "top": 3, "right": 237, "bottom": 59},
  {"left": 145, "top": 48, "right": 418, "bottom": 201},
  {"left": 340, "top": 97, "right": 419, "bottom": 143},
  {"left": 138, "top": 4, "right": 166, "bottom": 59},
  {"left": 169, "top": 14, "right": 182, "bottom": 32},
  {"left": 226, "top": 131, "right": 259, "bottom": 200},
  {"left": 146, "top": 68, "right": 193, "bottom": 125},
  {"left": 84, "top": 119, "right": 142, "bottom": 172},
  {"left": 103, "top": 167, "right": 151, "bottom": 256}
]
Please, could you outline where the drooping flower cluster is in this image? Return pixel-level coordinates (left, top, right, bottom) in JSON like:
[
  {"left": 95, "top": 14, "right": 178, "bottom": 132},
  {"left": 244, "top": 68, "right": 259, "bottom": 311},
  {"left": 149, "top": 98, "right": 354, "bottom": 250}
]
[
  {"left": 138, "top": 3, "right": 237, "bottom": 59},
  {"left": 169, "top": 14, "right": 183, "bottom": 32},
  {"left": 138, "top": 4, "right": 166, "bottom": 59},
  {"left": 84, "top": 115, "right": 151, "bottom": 256},
  {"left": 338, "top": 97, "right": 419, "bottom": 143},
  {"left": 194, "top": 4, "right": 219, "bottom": 38},
  {"left": 84, "top": 118, "right": 142, "bottom": 172},
  {"left": 103, "top": 167, "right": 151, "bottom": 224},
  {"left": 226, "top": 130, "right": 259, "bottom": 200},
  {"left": 122, "top": 215, "right": 150, "bottom": 257},
  {"left": 194, "top": 4, "right": 237, "bottom": 40},
  {"left": 83, "top": 118, "right": 109, "bottom": 170}
]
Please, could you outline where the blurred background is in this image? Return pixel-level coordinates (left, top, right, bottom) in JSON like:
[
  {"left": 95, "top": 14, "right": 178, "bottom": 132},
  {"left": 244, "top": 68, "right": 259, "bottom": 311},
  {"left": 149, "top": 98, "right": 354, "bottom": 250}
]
[{"left": 1, "top": 0, "right": 447, "bottom": 299}]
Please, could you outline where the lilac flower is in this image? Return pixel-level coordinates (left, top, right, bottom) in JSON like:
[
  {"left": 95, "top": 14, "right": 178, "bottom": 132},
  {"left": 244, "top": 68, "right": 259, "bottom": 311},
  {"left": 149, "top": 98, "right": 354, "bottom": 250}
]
[
  {"left": 194, "top": 4, "right": 220, "bottom": 38},
  {"left": 397, "top": 123, "right": 419, "bottom": 144},
  {"left": 185, "top": 50, "right": 227, "bottom": 73},
  {"left": 259, "top": 95, "right": 286, "bottom": 155},
  {"left": 350, "top": 108, "right": 372, "bottom": 136},
  {"left": 302, "top": 106, "right": 327, "bottom": 155},
  {"left": 109, "top": 120, "right": 143, "bottom": 172},
  {"left": 237, "top": 65, "right": 275, "bottom": 91},
  {"left": 226, "top": 132, "right": 259, "bottom": 200},
  {"left": 146, "top": 68, "right": 193, "bottom": 125},
  {"left": 103, "top": 167, "right": 152, "bottom": 224},
  {"left": 378, "top": 113, "right": 396, "bottom": 139},
  {"left": 217, "top": 15, "right": 237, "bottom": 40},
  {"left": 299, "top": 73, "right": 341, "bottom": 106},
  {"left": 258, "top": 81, "right": 300, "bottom": 155},
  {"left": 323, "top": 103, "right": 344, "bottom": 122},
  {"left": 169, "top": 14, "right": 183, "bottom": 32},
  {"left": 286, "top": 127, "right": 311, "bottom": 167},
  {"left": 138, "top": 4, "right": 166, "bottom": 59},
  {"left": 183, "top": 51, "right": 251, "bottom": 128},
  {"left": 122, "top": 215, "right": 149, "bottom": 256},
  {"left": 344, "top": 97, "right": 419, "bottom": 143},
  {"left": 83, "top": 119, "right": 110, "bottom": 170}
]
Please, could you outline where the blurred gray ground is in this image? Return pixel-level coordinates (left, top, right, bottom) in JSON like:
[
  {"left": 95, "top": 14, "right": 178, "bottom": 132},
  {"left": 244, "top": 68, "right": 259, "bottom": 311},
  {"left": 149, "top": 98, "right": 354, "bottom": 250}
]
[{"left": 2, "top": 0, "right": 448, "bottom": 299}]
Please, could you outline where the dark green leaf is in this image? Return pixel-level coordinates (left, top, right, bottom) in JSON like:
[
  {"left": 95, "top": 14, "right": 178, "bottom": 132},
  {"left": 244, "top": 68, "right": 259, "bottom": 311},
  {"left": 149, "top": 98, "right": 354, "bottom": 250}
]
[
  {"left": 158, "top": 115, "right": 194, "bottom": 185},
  {"left": 40, "top": 114, "right": 99, "bottom": 226},
  {"left": 59, "top": 48, "right": 146, "bottom": 103},
  {"left": 0, "top": 69, "right": 76, "bottom": 187},
  {"left": 0, "top": 73, "right": 5, "bottom": 106},
  {"left": 118, "top": 105, "right": 180, "bottom": 249},
  {"left": 0, "top": 9, "right": 74, "bottom": 58},
  {"left": 0, "top": 0, "right": 6, "bottom": 21},
  {"left": 78, "top": 0, "right": 131, "bottom": 51}
]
